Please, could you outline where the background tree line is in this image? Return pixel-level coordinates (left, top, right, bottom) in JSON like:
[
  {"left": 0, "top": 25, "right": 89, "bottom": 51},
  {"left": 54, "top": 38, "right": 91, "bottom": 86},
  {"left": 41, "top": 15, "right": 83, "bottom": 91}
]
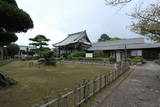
[
  {"left": 105, "top": 0, "right": 160, "bottom": 42},
  {"left": 98, "top": 33, "right": 121, "bottom": 42}
]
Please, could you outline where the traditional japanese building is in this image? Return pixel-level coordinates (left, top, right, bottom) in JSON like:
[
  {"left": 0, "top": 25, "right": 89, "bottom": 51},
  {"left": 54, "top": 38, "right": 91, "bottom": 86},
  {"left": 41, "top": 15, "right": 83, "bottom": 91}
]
[
  {"left": 87, "top": 38, "right": 160, "bottom": 61},
  {"left": 53, "top": 30, "right": 91, "bottom": 56}
]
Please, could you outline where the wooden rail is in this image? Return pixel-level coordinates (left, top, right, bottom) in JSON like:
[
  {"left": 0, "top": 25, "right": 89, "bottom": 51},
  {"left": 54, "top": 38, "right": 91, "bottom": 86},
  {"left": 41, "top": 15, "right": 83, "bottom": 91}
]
[
  {"left": 0, "top": 59, "right": 14, "bottom": 66},
  {"left": 32, "top": 63, "right": 130, "bottom": 107}
]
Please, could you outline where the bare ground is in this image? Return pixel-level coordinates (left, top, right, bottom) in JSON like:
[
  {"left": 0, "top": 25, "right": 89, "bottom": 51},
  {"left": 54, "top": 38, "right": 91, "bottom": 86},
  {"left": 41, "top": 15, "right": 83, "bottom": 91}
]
[{"left": 92, "top": 62, "right": 160, "bottom": 107}]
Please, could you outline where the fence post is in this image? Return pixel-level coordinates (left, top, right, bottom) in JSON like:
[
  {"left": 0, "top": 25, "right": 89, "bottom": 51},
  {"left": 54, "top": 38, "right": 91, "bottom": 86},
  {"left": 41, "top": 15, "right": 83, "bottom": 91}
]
[
  {"left": 43, "top": 96, "right": 50, "bottom": 107},
  {"left": 114, "top": 70, "right": 116, "bottom": 81},
  {"left": 108, "top": 72, "right": 110, "bottom": 85},
  {"left": 87, "top": 80, "right": 90, "bottom": 99},
  {"left": 104, "top": 74, "right": 107, "bottom": 88},
  {"left": 93, "top": 79, "right": 96, "bottom": 95},
  {"left": 63, "top": 89, "right": 68, "bottom": 107},
  {"left": 99, "top": 75, "right": 102, "bottom": 90},
  {"left": 77, "top": 84, "right": 81, "bottom": 105},
  {"left": 83, "top": 79, "right": 87, "bottom": 102},
  {"left": 115, "top": 69, "right": 117, "bottom": 79},
  {"left": 106, "top": 73, "right": 109, "bottom": 86},
  {"left": 110, "top": 71, "right": 112, "bottom": 84},
  {"left": 57, "top": 93, "right": 62, "bottom": 107},
  {"left": 74, "top": 87, "right": 77, "bottom": 107}
]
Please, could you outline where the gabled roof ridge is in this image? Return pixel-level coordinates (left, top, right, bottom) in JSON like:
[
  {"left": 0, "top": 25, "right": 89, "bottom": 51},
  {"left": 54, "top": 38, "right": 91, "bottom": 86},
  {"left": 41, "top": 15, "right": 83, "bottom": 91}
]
[
  {"left": 54, "top": 31, "right": 86, "bottom": 46},
  {"left": 53, "top": 35, "right": 70, "bottom": 46},
  {"left": 53, "top": 30, "right": 91, "bottom": 47},
  {"left": 93, "top": 42, "right": 150, "bottom": 47},
  {"left": 68, "top": 30, "right": 86, "bottom": 36}
]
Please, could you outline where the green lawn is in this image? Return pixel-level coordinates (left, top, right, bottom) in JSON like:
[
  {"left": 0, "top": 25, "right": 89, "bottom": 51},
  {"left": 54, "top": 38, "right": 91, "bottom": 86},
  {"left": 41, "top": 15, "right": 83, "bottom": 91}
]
[{"left": 0, "top": 61, "right": 113, "bottom": 107}]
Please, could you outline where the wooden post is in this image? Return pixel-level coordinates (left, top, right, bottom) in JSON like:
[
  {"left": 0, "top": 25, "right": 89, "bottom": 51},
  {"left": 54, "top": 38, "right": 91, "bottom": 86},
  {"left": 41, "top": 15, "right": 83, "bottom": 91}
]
[
  {"left": 43, "top": 96, "right": 50, "bottom": 107},
  {"left": 77, "top": 84, "right": 81, "bottom": 105},
  {"left": 104, "top": 74, "right": 107, "bottom": 88},
  {"left": 63, "top": 89, "right": 68, "bottom": 107},
  {"left": 93, "top": 79, "right": 96, "bottom": 95},
  {"left": 106, "top": 73, "right": 109, "bottom": 86},
  {"left": 83, "top": 79, "right": 87, "bottom": 101},
  {"left": 108, "top": 72, "right": 110, "bottom": 85},
  {"left": 99, "top": 75, "right": 102, "bottom": 90},
  {"left": 57, "top": 93, "right": 62, "bottom": 107},
  {"left": 87, "top": 80, "right": 90, "bottom": 99},
  {"left": 74, "top": 88, "right": 77, "bottom": 107},
  {"left": 114, "top": 70, "right": 116, "bottom": 81},
  {"left": 115, "top": 69, "right": 117, "bottom": 79}
]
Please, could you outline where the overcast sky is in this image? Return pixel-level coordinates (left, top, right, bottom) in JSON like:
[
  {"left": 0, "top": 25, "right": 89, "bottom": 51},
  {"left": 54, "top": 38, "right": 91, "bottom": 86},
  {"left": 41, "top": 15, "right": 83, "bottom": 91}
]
[{"left": 15, "top": 0, "right": 157, "bottom": 47}]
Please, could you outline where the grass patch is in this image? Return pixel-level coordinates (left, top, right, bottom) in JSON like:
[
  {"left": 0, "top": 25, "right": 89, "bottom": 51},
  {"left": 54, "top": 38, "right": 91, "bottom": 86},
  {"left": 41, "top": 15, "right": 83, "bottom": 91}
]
[{"left": 0, "top": 61, "right": 113, "bottom": 107}]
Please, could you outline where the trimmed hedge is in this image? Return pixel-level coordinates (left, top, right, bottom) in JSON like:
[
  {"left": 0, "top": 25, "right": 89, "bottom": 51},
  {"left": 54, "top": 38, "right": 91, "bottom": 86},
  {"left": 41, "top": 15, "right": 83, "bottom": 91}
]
[
  {"left": 122, "top": 57, "right": 144, "bottom": 62},
  {"left": 67, "top": 56, "right": 116, "bottom": 62},
  {"left": 107, "top": 56, "right": 116, "bottom": 63},
  {"left": 67, "top": 52, "right": 85, "bottom": 59}
]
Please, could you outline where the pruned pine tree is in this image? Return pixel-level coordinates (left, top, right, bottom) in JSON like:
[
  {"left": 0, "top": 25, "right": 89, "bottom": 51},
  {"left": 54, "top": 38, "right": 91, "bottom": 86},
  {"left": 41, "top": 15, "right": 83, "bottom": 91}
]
[
  {"left": 0, "top": 0, "right": 33, "bottom": 59},
  {"left": 29, "top": 34, "right": 50, "bottom": 51}
]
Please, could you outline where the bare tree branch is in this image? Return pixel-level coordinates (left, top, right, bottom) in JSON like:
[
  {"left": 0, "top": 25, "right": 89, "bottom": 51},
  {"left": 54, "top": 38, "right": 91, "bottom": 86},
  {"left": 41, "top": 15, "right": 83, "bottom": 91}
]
[
  {"left": 130, "top": 2, "right": 160, "bottom": 41},
  {"left": 105, "top": 0, "right": 132, "bottom": 6}
]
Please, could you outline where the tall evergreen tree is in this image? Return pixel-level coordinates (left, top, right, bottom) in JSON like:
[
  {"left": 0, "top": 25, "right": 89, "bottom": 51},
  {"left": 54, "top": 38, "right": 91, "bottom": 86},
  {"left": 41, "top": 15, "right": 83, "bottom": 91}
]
[{"left": 0, "top": 0, "right": 33, "bottom": 59}]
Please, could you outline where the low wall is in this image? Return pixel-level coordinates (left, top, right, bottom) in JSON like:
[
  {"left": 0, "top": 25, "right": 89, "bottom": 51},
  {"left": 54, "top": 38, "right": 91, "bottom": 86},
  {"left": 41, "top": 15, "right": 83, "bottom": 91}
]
[{"left": 59, "top": 60, "right": 115, "bottom": 67}]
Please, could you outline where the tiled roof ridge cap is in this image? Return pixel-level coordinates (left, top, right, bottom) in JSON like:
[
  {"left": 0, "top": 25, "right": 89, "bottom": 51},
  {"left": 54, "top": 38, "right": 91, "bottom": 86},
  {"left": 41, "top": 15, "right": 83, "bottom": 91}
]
[
  {"left": 68, "top": 30, "right": 86, "bottom": 36},
  {"left": 92, "top": 43, "right": 149, "bottom": 47}
]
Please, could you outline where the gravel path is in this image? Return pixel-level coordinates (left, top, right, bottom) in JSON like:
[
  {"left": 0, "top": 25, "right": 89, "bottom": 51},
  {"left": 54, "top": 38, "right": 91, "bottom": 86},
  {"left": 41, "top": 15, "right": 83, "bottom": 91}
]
[{"left": 92, "top": 62, "right": 160, "bottom": 107}]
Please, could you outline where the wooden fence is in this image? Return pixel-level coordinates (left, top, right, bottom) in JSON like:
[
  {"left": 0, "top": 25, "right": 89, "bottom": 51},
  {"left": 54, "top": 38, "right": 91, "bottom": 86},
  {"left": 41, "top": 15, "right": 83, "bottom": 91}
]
[
  {"left": 0, "top": 59, "right": 14, "bottom": 66},
  {"left": 32, "top": 63, "right": 130, "bottom": 107}
]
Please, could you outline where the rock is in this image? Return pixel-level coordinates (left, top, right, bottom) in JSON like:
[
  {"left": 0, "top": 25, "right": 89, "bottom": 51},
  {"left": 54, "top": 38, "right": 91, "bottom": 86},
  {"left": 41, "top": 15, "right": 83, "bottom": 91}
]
[{"left": 0, "top": 72, "right": 17, "bottom": 88}]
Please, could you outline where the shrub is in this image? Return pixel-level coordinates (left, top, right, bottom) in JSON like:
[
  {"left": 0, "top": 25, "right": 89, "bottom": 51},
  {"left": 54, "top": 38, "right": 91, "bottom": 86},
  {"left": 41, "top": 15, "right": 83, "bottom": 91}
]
[
  {"left": 122, "top": 58, "right": 132, "bottom": 62},
  {"left": 107, "top": 56, "right": 116, "bottom": 63},
  {"left": 39, "top": 51, "right": 57, "bottom": 66},
  {"left": 67, "top": 57, "right": 108, "bottom": 61},
  {"left": 67, "top": 51, "right": 85, "bottom": 59},
  {"left": 122, "top": 57, "right": 144, "bottom": 63},
  {"left": 132, "top": 57, "right": 144, "bottom": 62}
]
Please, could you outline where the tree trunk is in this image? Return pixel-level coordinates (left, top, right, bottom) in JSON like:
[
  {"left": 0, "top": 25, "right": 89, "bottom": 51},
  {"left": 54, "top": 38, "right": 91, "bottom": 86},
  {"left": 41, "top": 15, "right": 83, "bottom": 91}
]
[{"left": 0, "top": 46, "right": 4, "bottom": 60}]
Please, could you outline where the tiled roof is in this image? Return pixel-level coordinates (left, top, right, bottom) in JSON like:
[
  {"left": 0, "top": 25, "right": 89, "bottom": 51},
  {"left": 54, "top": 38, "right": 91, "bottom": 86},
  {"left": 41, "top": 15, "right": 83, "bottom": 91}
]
[
  {"left": 88, "top": 38, "right": 160, "bottom": 51},
  {"left": 53, "top": 30, "right": 91, "bottom": 47}
]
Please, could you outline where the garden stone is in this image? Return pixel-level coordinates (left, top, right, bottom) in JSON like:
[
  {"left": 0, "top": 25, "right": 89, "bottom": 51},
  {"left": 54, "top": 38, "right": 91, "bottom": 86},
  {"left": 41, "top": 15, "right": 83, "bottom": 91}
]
[{"left": 0, "top": 72, "right": 17, "bottom": 88}]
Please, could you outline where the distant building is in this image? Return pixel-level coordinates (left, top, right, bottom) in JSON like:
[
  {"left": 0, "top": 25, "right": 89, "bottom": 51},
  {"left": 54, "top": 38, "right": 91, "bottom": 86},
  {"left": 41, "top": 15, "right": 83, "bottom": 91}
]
[
  {"left": 53, "top": 30, "right": 91, "bottom": 56},
  {"left": 19, "top": 45, "right": 37, "bottom": 56},
  {"left": 87, "top": 38, "right": 160, "bottom": 61}
]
